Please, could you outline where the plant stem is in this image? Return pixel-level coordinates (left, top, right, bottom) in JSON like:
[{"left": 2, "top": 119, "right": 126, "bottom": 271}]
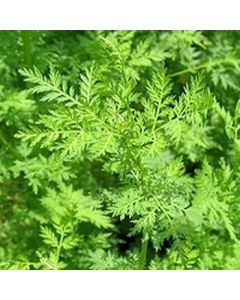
[
  {"left": 170, "top": 58, "right": 237, "bottom": 77},
  {"left": 54, "top": 229, "right": 66, "bottom": 269},
  {"left": 138, "top": 238, "right": 149, "bottom": 270},
  {"left": 21, "top": 30, "right": 32, "bottom": 67}
]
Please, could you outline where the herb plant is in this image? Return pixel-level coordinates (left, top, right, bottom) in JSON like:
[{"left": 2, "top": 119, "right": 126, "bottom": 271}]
[{"left": 1, "top": 30, "right": 240, "bottom": 269}]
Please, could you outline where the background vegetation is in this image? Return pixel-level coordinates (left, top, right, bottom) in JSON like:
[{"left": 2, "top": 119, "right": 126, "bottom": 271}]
[{"left": 1, "top": 30, "right": 240, "bottom": 269}]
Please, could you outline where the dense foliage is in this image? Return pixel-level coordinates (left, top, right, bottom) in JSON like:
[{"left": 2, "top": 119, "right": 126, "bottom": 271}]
[{"left": 1, "top": 30, "right": 240, "bottom": 270}]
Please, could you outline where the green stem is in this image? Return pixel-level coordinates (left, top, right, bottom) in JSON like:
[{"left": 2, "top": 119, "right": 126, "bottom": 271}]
[
  {"left": 21, "top": 30, "right": 32, "bottom": 67},
  {"left": 170, "top": 58, "right": 237, "bottom": 77},
  {"left": 123, "top": 76, "right": 134, "bottom": 125},
  {"left": 138, "top": 238, "right": 149, "bottom": 270},
  {"left": 55, "top": 230, "right": 65, "bottom": 269}
]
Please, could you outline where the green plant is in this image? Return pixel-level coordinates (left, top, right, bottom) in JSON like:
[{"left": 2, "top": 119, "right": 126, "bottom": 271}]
[{"left": 1, "top": 30, "right": 240, "bottom": 269}]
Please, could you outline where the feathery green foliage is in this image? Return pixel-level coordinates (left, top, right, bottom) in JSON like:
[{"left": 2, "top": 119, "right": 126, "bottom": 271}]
[{"left": 1, "top": 30, "right": 240, "bottom": 269}]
